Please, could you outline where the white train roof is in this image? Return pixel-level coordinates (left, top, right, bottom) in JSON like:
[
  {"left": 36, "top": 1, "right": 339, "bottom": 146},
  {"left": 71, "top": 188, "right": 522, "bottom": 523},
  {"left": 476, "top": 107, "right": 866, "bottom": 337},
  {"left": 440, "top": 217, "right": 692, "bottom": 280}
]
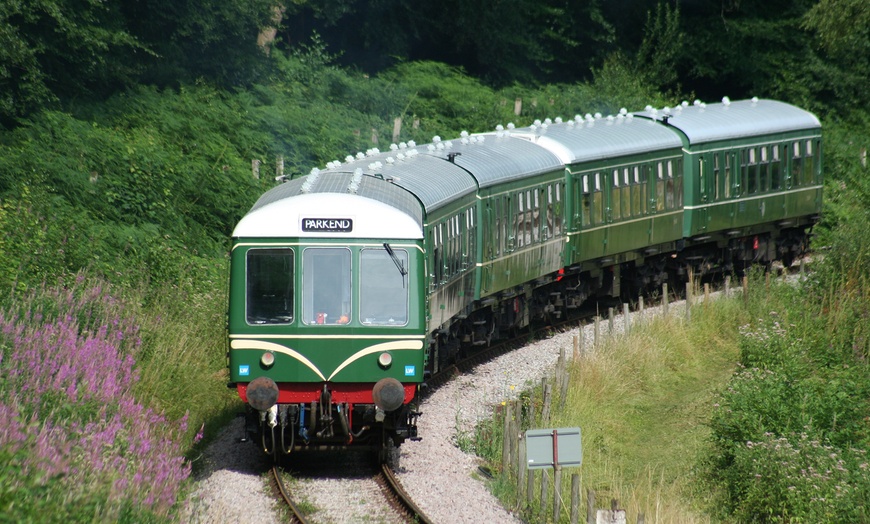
[
  {"left": 234, "top": 98, "right": 820, "bottom": 239},
  {"left": 232, "top": 192, "right": 423, "bottom": 239},
  {"left": 508, "top": 112, "right": 683, "bottom": 164},
  {"left": 636, "top": 98, "right": 822, "bottom": 144}
]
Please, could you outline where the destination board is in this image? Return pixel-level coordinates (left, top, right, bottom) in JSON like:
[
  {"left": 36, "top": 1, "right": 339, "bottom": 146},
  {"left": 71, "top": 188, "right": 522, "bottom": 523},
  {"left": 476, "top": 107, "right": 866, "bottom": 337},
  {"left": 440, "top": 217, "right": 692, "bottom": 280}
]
[{"left": 301, "top": 218, "right": 353, "bottom": 232}]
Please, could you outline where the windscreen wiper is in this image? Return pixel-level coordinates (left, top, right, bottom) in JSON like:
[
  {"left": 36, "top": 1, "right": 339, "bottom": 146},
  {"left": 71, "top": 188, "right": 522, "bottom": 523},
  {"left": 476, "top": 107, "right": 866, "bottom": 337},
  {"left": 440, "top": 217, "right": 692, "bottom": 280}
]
[{"left": 383, "top": 243, "right": 408, "bottom": 283}]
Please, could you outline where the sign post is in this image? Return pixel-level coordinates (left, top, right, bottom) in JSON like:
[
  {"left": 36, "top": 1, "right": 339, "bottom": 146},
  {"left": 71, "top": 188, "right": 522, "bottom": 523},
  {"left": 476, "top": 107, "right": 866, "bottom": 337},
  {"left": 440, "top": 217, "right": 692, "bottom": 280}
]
[{"left": 525, "top": 427, "right": 582, "bottom": 522}]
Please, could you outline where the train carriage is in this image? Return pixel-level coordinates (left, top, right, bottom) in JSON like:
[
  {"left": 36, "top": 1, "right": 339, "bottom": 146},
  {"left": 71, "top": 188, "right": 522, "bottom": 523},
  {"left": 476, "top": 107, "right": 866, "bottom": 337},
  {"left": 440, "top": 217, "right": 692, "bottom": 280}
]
[
  {"left": 510, "top": 113, "right": 687, "bottom": 296},
  {"left": 228, "top": 155, "right": 476, "bottom": 456},
  {"left": 228, "top": 97, "right": 822, "bottom": 459},
  {"left": 638, "top": 98, "right": 822, "bottom": 270}
]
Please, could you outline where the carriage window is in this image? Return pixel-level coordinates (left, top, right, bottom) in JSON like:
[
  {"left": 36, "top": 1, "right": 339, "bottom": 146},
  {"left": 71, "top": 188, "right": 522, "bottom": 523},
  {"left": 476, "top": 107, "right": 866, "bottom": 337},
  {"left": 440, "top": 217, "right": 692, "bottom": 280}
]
[
  {"left": 759, "top": 147, "right": 769, "bottom": 192},
  {"left": 360, "top": 247, "right": 408, "bottom": 326},
  {"left": 493, "top": 204, "right": 500, "bottom": 257},
  {"left": 724, "top": 154, "right": 732, "bottom": 198},
  {"left": 699, "top": 157, "right": 706, "bottom": 199},
  {"left": 612, "top": 169, "right": 621, "bottom": 220},
  {"left": 792, "top": 142, "right": 803, "bottom": 187},
  {"left": 581, "top": 176, "right": 592, "bottom": 227},
  {"left": 545, "top": 186, "right": 553, "bottom": 239},
  {"left": 665, "top": 161, "right": 675, "bottom": 209},
  {"left": 713, "top": 154, "right": 721, "bottom": 200},
  {"left": 674, "top": 159, "right": 683, "bottom": 208},
  {"left": 748, "top": 148, "right": 758, "bottom": 194},
  {"left": 771, "top": 146, "right": 782, "bottom": 190},
  {"left": 530, "top": 190, "right": 539, "bottom": 243},
  {"left": 632, "top": 166, "right": 643, "bottom": 215},
  {"left": 593, "top": 173, "right": 604, "bottom": 224},
  {"left": 303, "top": 247, "right": 351, "bottom": 325},
  {"left": 621, "top": 168, "right": 631, "bottom": 218},
  {"left": 554, "top": 184, "right": 563, "bottom": 235},
  {"left": 247, "top": 249, "right": 294, "bottom": 325},
  {"left": 656, "top": 163, "right": 665, "bottom": 211},
  {"left": 803, "top": 140, "right": 815, "bottom": 185},
  {"left": 516, "top": 193, "right": 526, "bottom": 248}
]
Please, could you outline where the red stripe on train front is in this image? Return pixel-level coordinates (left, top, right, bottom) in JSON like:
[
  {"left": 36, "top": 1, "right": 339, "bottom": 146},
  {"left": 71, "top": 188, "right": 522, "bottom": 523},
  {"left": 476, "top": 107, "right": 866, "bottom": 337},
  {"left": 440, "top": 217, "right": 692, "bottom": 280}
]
[{"left": 238, "top": 382, "right": 417, "bottom": 405}]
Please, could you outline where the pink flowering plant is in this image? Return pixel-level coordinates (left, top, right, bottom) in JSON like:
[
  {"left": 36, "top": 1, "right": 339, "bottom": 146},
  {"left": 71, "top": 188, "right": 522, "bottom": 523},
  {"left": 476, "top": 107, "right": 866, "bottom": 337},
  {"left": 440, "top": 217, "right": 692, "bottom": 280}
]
[{"left": 0, "top": 278, "right": 191, "bottom": 522}]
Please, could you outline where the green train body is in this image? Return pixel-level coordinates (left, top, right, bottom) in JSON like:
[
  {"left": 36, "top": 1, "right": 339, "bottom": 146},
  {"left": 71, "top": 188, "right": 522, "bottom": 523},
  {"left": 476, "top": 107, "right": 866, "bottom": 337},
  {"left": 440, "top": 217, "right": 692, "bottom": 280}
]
[{"left": 228, "top": 98, "right": 821, "bottom": 456}]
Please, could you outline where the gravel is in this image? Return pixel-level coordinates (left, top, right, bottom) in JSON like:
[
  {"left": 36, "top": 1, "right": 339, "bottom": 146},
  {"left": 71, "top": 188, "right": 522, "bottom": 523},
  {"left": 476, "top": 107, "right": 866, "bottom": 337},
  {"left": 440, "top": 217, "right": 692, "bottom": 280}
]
[{"left": 183, "top": 299, "right": 683, "bottom": 523}]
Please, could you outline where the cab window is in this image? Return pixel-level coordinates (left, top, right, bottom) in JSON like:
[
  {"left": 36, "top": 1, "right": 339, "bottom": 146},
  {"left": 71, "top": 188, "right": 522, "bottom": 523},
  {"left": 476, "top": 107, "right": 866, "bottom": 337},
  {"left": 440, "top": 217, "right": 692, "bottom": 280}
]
[
  {"left": 360, "top": 247, "right": 409, "bottom": 326},
  {"left": 302, "top": 247, "right": 351, "bottom": 325},
  {"left": 247, "top": 248, "right": 294, "bottom": 325}
]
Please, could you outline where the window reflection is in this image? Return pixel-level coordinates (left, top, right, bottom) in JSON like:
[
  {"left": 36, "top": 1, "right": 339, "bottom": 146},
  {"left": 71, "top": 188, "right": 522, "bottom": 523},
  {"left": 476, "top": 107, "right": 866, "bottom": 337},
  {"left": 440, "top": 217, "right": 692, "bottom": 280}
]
[
  {"left": 360, "top": 248, "right": 409, "bottom": 325},
  {"left": 247, "top": 249, "right": 294, "bottom": 325},
  {"left": 303, "top": 248, "right": 351, "bottom": 325}
]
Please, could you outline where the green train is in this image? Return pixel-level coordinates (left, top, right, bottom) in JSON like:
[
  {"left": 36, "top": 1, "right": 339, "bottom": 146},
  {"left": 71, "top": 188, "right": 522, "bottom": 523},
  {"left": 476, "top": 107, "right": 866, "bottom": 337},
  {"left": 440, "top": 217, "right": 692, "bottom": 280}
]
[{"left": 227, "top": 97, "right": 821, "bottom": 457}]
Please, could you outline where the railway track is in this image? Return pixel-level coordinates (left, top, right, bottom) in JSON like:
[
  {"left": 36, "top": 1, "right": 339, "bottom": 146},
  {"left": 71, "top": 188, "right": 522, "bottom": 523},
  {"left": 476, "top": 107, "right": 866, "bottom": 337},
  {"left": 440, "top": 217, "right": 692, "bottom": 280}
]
[
  {"left": 376, "top": 463, "right": 435, "bottom": 524},
  {"left": 271, "top": 452, "right": 433, "bottom": 523},
  {"left": 271, "top": 465, "right": 310, "bottom": 524}
]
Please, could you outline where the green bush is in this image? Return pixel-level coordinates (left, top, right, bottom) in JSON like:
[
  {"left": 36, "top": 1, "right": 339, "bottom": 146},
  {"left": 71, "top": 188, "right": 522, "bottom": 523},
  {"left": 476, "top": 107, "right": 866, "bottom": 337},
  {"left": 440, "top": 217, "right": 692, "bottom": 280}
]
[{"left": 707, "top": 216, "right": 870, "bottom": 520}]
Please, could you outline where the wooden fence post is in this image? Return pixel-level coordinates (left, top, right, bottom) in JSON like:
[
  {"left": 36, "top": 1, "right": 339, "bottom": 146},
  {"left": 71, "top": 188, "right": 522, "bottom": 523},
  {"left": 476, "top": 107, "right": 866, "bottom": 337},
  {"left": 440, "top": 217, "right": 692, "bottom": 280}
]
[
  {"left": 517, "top": 435, "right": 526, "bottom": 507},
  {"left": 502, "top": 404, "right": 511, "bottom": 474},
  {"left": 686, "top": 282, "right": 692, "bottom": 323},
  {"left": 594, "top": 317, "right": 600, "bottom": 347},
  {"left": 541, "top": 380, "right": 552, "bottom": 423},
  {"left": 527, "top": 468, "right": 536, "bottom": 510},
  {"left": 623, "top": 303, "right": 630, "bottom": 335},
  {"left": 663, "top": 283, "right": 669, "bottom": 316},
  {"left": 586, "top": 488, "right": 596, "bottom": 524},
  {"left": 559, "top": 349, "right": 569, "bottom": 409},
  {"left": 570, "top": 474, "right": 580, "bottom": 524},
  {"left": 553, "top": 465, "right": 562, "bottom": 523},
  {"left": 725, "top": 275, "right": 731, "bottom": 297},
  {"left": 541, "top": 470, "right": 549, "bottom": 521}
]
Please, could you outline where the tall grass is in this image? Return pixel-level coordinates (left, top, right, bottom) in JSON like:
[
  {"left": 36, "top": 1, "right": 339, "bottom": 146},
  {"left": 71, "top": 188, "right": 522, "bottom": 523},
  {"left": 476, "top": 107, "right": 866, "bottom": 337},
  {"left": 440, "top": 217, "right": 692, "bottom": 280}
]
[{"left": 477, "top": 298, "right": 746, "bottom": 523}]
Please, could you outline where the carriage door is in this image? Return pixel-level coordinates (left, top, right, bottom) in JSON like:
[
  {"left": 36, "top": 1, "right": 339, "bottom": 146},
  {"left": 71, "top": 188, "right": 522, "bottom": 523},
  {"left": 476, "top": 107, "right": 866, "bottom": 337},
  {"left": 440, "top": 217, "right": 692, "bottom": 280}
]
[{"left": 697, "top": 155, "right": 709, "bottom": 233}]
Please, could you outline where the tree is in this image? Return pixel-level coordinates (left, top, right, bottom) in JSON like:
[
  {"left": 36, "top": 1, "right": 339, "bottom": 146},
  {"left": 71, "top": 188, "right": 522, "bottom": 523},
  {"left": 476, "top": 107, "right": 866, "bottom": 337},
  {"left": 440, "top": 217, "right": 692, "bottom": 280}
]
[
  {"left": 0, "top": 0, "right": 145, "bottom": 126},
  {"left": 119, "top": 0, "right": 280, "bottom": 88}
]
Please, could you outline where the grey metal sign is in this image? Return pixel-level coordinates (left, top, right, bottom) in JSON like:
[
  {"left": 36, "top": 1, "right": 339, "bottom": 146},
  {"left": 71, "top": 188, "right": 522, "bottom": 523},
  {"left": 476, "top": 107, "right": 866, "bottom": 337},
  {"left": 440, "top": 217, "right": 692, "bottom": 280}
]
[{"left": 525, "top": 427, "right": 582, "bottom": 470}]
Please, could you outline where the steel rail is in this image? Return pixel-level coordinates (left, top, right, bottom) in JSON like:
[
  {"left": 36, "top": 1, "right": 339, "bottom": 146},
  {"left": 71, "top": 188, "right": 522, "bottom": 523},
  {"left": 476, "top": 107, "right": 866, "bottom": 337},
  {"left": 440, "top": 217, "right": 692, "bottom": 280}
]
[{"left": 271, "top": 465, "right": 310, "bottom": 524}]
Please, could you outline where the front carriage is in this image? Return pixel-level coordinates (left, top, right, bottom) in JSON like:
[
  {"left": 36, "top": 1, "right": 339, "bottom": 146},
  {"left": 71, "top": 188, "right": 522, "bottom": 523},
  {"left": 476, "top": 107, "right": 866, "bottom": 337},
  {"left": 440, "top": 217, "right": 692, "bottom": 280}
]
[{"left": 228, "top": 173, "right": 429, "bottom": 456}]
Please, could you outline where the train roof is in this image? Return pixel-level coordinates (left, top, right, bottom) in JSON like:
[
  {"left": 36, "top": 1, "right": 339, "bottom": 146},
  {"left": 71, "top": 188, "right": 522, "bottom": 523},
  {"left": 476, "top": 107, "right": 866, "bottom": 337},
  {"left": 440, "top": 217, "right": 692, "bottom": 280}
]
[
  {"left": 508, "top": 114, "right": 683, "bottom": 165},
  {"left": 636, "top": 98, "right": 822, "bottom": 145},
  {"left": 233, "top": 191, "right": 424, "bottom": 239},
  {"left": 446, "top": 134, "right": 564, "bottom": 188},
  {"left": 245, "top": 132, "right": 565, "bottom": 228},
  {"left": 249, "top": 171, "right": 426, "bottom": 228}
]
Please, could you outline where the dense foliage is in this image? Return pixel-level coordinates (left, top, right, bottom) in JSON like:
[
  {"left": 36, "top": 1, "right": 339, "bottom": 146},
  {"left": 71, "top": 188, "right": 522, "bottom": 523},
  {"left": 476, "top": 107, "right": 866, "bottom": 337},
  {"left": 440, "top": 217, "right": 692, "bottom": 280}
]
[
  {"left": 706, "top": 218, "right": 870, "bottom": 520},
  {"left": 1, "top": 0, "right": 869, "bottom": 520}
]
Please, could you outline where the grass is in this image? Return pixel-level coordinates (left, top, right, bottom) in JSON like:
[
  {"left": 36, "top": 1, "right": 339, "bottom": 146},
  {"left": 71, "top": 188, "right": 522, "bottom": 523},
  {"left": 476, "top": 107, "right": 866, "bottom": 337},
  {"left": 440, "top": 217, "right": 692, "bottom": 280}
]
[{"left": 485, "top": 296, "right": 747, "bottom": 523}]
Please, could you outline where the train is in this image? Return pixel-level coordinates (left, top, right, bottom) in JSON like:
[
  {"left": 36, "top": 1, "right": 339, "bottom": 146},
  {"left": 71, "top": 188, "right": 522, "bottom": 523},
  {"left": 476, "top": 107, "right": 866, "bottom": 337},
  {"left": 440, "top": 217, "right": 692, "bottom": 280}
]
[{"left": 226, "top": 97, "right": 822, "bottom": 459}]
